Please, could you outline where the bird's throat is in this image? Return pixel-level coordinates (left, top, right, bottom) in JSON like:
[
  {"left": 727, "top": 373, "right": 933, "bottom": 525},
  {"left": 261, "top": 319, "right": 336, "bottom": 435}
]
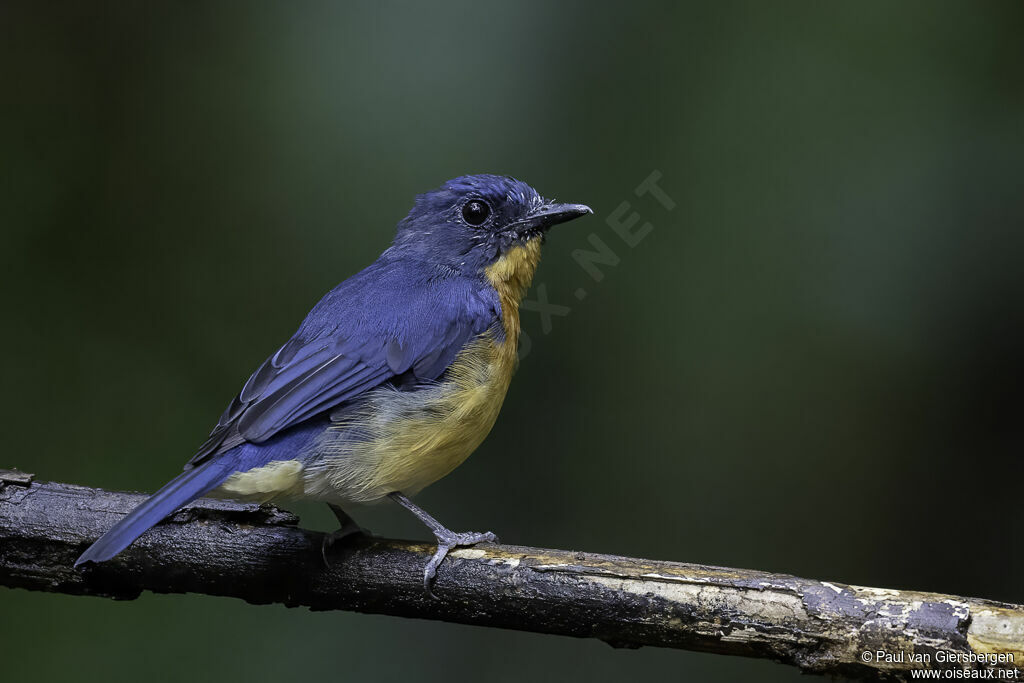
[{"left": 484, "top": 240, "right": 542, "bottom": 344}]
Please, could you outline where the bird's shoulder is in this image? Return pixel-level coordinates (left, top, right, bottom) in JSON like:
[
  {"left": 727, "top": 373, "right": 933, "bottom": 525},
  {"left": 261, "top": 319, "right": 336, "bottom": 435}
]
[{"left": 299, "top": 256, "right": 501, "bottom": 342}]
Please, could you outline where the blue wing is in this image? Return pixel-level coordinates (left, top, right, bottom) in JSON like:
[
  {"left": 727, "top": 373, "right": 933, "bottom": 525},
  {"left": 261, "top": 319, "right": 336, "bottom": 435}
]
[
  {"left": 76, "top": 257, "right": 501, "bottom": 566},
  {"left": 187, "top": 257, "right": 501, "bottom": 467}
]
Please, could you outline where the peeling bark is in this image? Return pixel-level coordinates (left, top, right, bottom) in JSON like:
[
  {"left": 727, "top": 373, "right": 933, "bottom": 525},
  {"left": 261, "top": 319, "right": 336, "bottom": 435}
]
[{"left": 1, "top": 470, "right": 1021, "bottom": 680}]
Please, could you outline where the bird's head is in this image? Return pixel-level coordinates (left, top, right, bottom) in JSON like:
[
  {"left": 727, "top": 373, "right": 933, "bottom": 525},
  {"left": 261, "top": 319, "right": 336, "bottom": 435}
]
[{"left": 390, "top": 175, "right": 591, "bottom": 290}]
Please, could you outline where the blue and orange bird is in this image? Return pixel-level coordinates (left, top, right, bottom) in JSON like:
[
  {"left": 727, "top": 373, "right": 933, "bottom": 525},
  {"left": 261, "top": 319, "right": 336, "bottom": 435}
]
[{"left": 76, "top": 174, "right": 592, "bottom": 591}]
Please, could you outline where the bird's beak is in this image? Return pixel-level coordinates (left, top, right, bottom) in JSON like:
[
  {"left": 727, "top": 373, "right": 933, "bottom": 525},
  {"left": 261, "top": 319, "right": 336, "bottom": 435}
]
[{"left": 512, "top": 202, "right": 593, "bottom": 235}]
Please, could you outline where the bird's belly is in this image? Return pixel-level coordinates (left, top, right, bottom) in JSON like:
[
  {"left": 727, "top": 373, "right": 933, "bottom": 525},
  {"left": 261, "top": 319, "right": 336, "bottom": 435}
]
[{"left": 303, "top": 333, "right": 517, "bottom": 503}]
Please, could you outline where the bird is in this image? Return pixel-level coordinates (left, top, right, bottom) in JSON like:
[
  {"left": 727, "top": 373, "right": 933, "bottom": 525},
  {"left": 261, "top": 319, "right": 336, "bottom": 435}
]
[{"left": 75, "top": 174, "right": 592, "bottom": 593}]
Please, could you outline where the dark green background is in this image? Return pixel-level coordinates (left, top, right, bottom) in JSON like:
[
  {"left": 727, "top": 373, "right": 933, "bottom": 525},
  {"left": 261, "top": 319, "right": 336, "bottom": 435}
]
[{"left": 3, "top": 2, "right": 1022, "bottom": 681}]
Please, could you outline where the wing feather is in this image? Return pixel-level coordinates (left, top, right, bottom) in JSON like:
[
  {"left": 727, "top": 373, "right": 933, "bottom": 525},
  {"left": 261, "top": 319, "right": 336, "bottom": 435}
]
[{"left": 186, "top": 260, "right": 501, "bottom": 467}]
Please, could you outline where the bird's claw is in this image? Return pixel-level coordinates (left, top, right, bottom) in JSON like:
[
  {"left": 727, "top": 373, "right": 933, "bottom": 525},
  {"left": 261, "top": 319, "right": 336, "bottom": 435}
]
[
  {"left": 385, "top": 491, "right": 499, "bottom": 598},
  {"left": 321, "top": 523, "right": 371, "bottom": 567},
  {"left": 423, "top": 529, "right": 498, "bottom": 598}
]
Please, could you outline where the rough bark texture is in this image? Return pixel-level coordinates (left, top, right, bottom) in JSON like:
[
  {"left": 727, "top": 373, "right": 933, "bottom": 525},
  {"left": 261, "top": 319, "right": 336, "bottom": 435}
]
[{"left": 2, "top": 469, "right": 1022, "bottom": 680}]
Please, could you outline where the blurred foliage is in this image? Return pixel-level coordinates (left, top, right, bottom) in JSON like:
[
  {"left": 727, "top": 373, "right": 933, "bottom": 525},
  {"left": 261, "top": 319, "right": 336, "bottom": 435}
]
[{"left": 2, "top": 2, "right": 1022, "bottom": 681}]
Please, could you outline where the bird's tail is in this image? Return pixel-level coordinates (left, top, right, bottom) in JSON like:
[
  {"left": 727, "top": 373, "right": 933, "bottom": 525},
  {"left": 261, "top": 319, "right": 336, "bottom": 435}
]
[{"left": 74, "top": 459, "right": 234, "bottom": 567}]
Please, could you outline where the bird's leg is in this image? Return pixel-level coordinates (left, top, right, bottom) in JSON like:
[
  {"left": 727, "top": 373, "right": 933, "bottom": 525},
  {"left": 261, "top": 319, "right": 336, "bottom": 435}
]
[
  {"left": 388, "top": 491, "right": 498, "bottom": 597},
  {"left": 321, "top": 503, "right": 369, "bottom": 566}
]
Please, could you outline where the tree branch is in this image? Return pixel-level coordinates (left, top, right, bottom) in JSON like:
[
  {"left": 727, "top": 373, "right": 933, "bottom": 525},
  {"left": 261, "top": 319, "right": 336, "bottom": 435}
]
[{"left": 2, "top": 469, "right": 1021, "bottom": 680}]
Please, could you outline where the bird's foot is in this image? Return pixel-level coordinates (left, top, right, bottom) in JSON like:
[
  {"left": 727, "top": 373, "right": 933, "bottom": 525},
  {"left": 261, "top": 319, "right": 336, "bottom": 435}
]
[
  {"left": 423, "top": 528, "right": 498, "bottom": 598},
  {"left": 385, "top": 492, "right": 499, "bottom": 598},
  {"left": 322, "top": 504, "right": 371, "bottom": 566}
]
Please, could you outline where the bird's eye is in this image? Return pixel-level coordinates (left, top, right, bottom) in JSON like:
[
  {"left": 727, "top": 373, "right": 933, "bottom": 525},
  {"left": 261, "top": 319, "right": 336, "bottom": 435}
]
[{"left": 461, "top": 199, "right": 491, "bottom": 226}]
